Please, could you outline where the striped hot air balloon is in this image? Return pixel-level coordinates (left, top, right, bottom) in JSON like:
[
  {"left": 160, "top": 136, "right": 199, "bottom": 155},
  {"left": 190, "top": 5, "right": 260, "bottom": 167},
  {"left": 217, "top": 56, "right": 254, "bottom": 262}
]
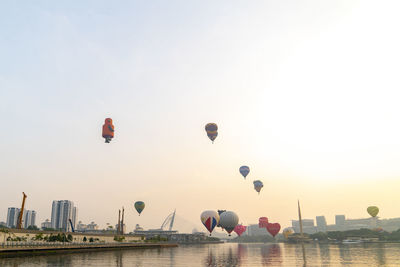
[
  {"left": 201, "top": 210, "right": 220, "bottom": 235},
  {"left": 367, "top": 206, "right": 379, "bottom": 217},
  {"left": 253, "top": 180, "right": 264, "bottom": 194},
  {"left": 205, "top": 123, "right": 218, "bottom": 143}
]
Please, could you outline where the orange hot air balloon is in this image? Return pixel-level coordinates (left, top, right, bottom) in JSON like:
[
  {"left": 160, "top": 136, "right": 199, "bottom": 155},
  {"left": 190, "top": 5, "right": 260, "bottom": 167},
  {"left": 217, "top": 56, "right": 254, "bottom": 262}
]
[{"left": 102, "top": 118, "right": 114, "bottom": 143}]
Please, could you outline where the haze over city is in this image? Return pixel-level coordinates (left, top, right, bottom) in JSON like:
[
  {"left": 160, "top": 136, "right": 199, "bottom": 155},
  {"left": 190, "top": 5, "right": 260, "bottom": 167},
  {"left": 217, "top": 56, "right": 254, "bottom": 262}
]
[{"left": 2, "top": 0, "right": 400, "bottom": 234}]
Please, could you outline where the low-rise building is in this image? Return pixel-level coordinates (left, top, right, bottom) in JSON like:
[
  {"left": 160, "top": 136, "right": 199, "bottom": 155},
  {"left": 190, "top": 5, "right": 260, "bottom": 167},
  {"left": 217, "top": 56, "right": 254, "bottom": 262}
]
[{"left": 41, "top": 219, "right": 52, "bottom": 229}]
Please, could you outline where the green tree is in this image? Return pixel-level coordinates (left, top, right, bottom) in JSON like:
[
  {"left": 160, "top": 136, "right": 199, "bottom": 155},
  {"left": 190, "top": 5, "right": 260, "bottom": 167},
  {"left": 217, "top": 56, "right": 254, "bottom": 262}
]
[{"left": 33, "top": 233, "right": 44, "bottom": 241}]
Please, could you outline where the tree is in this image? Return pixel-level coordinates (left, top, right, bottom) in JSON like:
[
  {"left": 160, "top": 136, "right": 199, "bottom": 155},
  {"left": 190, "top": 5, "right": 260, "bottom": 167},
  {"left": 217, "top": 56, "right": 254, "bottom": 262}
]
[
  {"left": 33, "top": 233, "right": 44, "bottom": 241},
  {"left": 27, "top": 225, "right": 39, "bottom": 230},
  {"left": 42, "top": 227, "right": 56, "bottom": 231}
]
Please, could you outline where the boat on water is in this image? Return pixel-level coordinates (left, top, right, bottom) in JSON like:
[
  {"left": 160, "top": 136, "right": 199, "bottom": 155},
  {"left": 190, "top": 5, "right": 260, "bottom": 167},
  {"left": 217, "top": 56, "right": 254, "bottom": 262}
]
[{"left": 342, "top": 239, "right": 363, "bottom": 244}]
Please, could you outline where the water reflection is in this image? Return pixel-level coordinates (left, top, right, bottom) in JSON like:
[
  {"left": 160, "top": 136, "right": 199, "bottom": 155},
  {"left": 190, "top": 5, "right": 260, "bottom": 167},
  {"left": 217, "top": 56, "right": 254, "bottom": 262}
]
[
  {"left": 46, "top": 255, "right": 73, "bottom": 266},
  {"left": 374, "top": 243, "right": 386, "bottom": 266},
  {"left": 204, "top": 244, "right": 241, "bottom": 267},
  {"left": 318, "top": 244, "right": 331, "bottom": 266},
  {"left": 115, "top": 251, "right": 123, "bottom": 267},
  {"left": 237, "top": 244, "right": 247, "bottom": 262},
  {"left": 339, "top": 244, "right": 353, "bottom": 264},
  {"left": 260, "top": 244, "right": 282, "bottom": 266},
  {"left": 1, "top": 243, "right": 400, "bottom": 266}
]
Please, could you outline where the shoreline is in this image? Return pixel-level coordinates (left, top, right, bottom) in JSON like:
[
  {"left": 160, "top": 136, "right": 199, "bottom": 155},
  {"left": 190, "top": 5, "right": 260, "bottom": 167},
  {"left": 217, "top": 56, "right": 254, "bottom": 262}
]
[{"left": 0, "top": 243, "right": 178, "bottom": 258}]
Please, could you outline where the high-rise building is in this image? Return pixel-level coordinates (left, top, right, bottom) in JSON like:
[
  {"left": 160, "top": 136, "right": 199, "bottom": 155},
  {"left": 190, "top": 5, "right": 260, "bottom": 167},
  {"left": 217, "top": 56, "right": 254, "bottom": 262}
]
[
  {"left": 246, "top": 224, "right": 268, "bottom": 236},
  {"left": 316, "top": 216, "right": 327, "bottom": 232},
  {"left": 6, "top": 208, "right": 20, "bottom": 228},
  {"left": 291, "top": 219, "right": 317, "bottom": 234},
  {"left": 23, "top": 210, "right": 37, "bottom": 228},
  {"left": 335, "top": 215, "right": 346, "bottom": 226},
  {"left": 51, "top": 200, "right": 77, "bottom": 232}
]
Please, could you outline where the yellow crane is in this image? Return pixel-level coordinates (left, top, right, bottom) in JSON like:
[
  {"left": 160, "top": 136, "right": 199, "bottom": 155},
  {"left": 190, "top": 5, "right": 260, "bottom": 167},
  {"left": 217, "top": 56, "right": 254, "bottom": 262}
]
[{"left": 17, "top": 192, "right": 27, "bottom": 229}]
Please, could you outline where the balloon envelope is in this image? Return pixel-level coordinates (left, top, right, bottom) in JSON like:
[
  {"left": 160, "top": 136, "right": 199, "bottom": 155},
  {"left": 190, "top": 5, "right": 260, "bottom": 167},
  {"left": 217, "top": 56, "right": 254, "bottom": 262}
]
[
  {"left": 102, "top": 118, "right": 114, "bottom": 142},
  {"left": 217, "top": 210, "right": 226, "bottom": 228},
  {"left": 205, "top": 123, "right": 218, "bottom": 132},
  {"left": 259, "top": 217, "right": 269, "bottom": 228},
  {"left": 201, "top": 210, "right": 220, "bottom": 234},
  {"left": 283, "top": 228, "right": 294, "bottom": 239},
  {"left": 219, "top": 211, "right": 239, "bottom": 235},
  {"left": 367, "top": 206, "right": 379, "bottom": 217},
  {"left": 239, "top": 166, "right": 250, "bottom": 179},
  {"left": 207, "top": 131, "right": 218, "bottom": 142},
  {"left": 253, "top": 180, "right": 264, "bottom": 193},
  {"left": 134, "top": 201, "right": 145, "bottom": 215},
  {"left": 234, "top": 224, "right": 247, "bottom": 237},
  {"left": 266, "top": 223, "right": 281, "bottom": 237}
]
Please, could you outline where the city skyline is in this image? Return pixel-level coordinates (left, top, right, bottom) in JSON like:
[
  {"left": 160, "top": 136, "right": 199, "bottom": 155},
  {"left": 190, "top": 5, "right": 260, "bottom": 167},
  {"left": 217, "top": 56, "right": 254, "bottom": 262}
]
[{"left": 2, "top": 1, "right": 400, "bottom": 233}]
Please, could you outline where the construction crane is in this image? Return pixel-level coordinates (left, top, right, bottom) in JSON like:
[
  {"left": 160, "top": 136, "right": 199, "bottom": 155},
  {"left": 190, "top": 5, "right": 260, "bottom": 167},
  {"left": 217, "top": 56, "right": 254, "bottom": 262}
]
[
  {"left": 121, "top": 207, "right": 125, "bottom": 235},
  {"left": 69, "top": 219, "right": 75, "bottom": 232},
  {"left": 17, "top": 192, "right": 27, "bottom": 229}
]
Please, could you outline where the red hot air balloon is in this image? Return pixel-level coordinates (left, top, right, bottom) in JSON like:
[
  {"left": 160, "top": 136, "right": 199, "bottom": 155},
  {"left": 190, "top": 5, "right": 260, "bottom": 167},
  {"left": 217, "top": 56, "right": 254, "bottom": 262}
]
[
  {"left": 259, "top": 217, "right": 269, "bottom": 228},
  {"left": 234, "top": 224, "right": 247, "bottom": 237},
  {"left": 266, "top": 223, "right": 281, "bottom": 237}
]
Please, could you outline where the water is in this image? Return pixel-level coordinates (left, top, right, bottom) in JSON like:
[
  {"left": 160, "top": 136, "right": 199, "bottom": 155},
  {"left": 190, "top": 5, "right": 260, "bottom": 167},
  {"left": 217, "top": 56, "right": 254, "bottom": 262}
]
[{"left": 1, "top": 242, "right": 400, "bottom": 266}]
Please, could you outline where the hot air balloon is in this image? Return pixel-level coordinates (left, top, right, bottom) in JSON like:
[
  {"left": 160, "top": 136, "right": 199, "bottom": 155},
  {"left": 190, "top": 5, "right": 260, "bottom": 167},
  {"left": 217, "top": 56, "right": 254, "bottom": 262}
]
[
  {"left": 266, "top": 223, "right": 281, "bottom": 237},
  {"left": 234, "top": 224, "right": 247, "bottom": 237},
  {"left": 367, "top": 206, "right": 379, "bottom": 217},
  {"left": 219, "top": 211, "right": 239, "bottom": 236},
  {"left": 102, "top": 118, "right": 114, "bottom": 143},
  {"left": 207, "top": 131, "right": 218, "bottom": 142},
  {"left": 239, "top": 166, "right": 250, "bottom": 179},
  {"left": 205, "top": 123, "right": 218, "bottom": 143},
  {"left": 217, "top": 210, "right": 226, "bottom": 228},
  {"left": 200, "top": 210, "right": 220, "bottom": 235},
  {"left": 253, "top": 180, "right": 264, "bottom": 194},
  {"left": 205, "top": 123, "right": 218, "bottom": 132},
  {"left": 283, "top": 228, "right": 294, "bottom": 239},
  {"left": 134, "top": 201, "right": 145, "bottom": 216},
  {"left": 259, "top": 217, "right": 269, "bottom": 228}
]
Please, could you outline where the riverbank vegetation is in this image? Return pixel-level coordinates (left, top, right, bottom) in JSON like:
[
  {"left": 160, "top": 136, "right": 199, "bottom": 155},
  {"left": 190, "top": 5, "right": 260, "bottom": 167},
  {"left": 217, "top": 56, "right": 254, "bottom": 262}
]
[{"left": 310, "top": 228, "right": 400, "bottom": 242}]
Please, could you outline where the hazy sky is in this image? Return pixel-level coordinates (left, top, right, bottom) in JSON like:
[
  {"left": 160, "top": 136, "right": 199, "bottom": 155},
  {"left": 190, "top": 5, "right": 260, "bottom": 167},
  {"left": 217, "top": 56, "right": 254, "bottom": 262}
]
[{"left": 2, "top": 1, "right": 400, "bottom": 233}]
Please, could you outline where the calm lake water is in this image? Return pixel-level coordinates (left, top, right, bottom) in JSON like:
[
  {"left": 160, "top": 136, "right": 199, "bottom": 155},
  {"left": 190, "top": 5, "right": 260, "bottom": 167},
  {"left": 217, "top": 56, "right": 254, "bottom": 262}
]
[{"left": 1, "top": 242, "right": 400, "bottom": 266}]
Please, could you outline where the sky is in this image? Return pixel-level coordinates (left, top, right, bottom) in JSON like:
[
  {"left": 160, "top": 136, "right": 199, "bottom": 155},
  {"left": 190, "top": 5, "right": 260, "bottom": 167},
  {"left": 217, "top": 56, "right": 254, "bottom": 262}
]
[{"left": 1, "top": 0, "right": 400, "bottom": 233}]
